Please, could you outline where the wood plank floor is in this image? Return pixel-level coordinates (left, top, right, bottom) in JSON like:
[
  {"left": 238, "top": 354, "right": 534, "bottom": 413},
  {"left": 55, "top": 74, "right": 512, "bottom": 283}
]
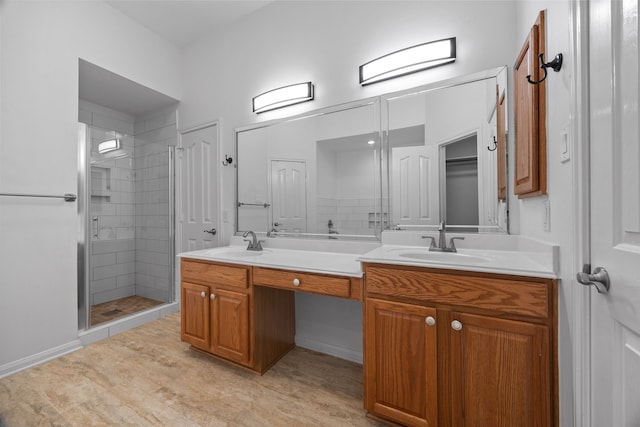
[
  {"left": 90, "top": 296, "right": 164, "bottom": 326},
  {"left": 0, "top": 313, "right": 383, "bottom": 427}
]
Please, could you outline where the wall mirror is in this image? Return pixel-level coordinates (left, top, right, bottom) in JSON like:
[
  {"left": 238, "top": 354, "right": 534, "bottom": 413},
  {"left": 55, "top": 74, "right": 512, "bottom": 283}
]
[
  {"left": 235, "top": 66, "right": 508, "bottom": 241},
  {"left": 383, "top": 66, "right": 508, "bottom": 233}
]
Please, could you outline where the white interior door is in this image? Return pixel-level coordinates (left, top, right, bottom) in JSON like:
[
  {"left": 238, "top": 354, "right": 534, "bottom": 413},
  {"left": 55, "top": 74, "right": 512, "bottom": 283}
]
[
  {"left": 391, "top": 145, "right": 439, "bottom": 227},
  {"left": 270, "top": 160, "right": 307, "bottom": 233},
  {"left": 180, "top": 124, "right": 219, "bottom": 252},
  {"left": 588, "top": 0, "right": 640, "bottom": 425}
]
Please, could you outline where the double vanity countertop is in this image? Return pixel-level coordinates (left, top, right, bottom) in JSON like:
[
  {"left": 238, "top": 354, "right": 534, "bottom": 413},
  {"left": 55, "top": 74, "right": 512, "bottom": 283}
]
[{"left": 178, "top": 232, "right": 559, "bottom": 279}]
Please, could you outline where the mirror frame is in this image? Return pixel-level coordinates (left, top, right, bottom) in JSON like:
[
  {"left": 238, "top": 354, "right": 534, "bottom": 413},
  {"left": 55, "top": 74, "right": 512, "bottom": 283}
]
[{"left": 234, "top": 66, "right": 508, "bottom": 241}]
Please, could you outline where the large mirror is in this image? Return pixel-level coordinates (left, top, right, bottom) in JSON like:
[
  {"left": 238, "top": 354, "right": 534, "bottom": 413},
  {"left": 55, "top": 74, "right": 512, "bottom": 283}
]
[
  {"left": 383, "top": 66, "right": 508, "bottom": 233},
  {"left": 236, "top": 66, "right": 508, "bottom": 240}
]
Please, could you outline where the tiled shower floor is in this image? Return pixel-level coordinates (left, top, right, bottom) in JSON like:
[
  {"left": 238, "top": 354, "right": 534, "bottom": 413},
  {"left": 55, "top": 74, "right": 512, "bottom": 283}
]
[{"left": 90, "top": 295, "right": 163, "bottom": 326}]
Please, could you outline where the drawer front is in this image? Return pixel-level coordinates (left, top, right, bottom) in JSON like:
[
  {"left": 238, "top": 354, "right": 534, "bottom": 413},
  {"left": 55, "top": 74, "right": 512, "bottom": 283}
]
[
  {"left": 253, "top": 267, "right": 351, "bottom": 298},
  {"left": 181, "top": 259, "right": 249, "bottom": 289},
  {"left": 365, "top": 265, "right": 550, "bottom": 319}
]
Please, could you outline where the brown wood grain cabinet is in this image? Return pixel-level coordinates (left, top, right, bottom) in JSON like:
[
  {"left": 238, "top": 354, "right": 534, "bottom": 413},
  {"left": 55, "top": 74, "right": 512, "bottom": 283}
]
[
  {"left": 514, "top": 10, "right": 547, "bottom": 198},
  {"left": 363, "top": 263, "right": 557, "bottom": 427},
  {"left": 180, "top": 258, "right": 295, "bottom": 374}
]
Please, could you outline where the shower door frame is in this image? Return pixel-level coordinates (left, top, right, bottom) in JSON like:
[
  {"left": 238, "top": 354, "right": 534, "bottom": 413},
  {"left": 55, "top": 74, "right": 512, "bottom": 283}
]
[{"left": 77, "top": 123, "right": 176, "bottom": 331}]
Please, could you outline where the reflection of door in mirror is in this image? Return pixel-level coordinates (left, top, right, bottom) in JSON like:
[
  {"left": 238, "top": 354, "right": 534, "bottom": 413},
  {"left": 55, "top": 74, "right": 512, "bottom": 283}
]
[
  {"left": 270, "top": 160, "right": 307, "bottom": 233},
  {"left": 440, "top": 135, "right": 479, "bottom": 228},
  {"left": 390, "top": 125, "right": 440, "bottom": 227}
]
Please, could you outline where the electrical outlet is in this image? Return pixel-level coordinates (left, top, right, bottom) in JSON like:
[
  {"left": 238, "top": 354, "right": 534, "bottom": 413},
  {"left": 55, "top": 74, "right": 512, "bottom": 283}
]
[{"left": 543, "top": 199, "right": 551, "bottom": 231}]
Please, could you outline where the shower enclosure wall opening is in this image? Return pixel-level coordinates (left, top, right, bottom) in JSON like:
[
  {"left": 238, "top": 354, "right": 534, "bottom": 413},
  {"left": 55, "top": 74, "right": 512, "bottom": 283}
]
[{"left": 78, "top": 121, "right": 175, "bottom": 329}]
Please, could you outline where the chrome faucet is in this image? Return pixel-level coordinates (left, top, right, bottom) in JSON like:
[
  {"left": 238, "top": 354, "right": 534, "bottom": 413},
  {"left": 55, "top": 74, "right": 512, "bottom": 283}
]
[
  {"left": 422, "top": 221, "right": 464, "bottom": 253},
  {"left": 242, "top": 230, "right": 264, "bottom": 251}
]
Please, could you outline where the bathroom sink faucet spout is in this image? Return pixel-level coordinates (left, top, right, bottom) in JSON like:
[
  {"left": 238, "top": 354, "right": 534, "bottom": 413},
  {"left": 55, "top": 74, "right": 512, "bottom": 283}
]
[
  {"left": 242, "top": 230, "right": 264, "bottom": 251},
  {"left": 422, "top": 221, "right": 464, "bottom": 253}
]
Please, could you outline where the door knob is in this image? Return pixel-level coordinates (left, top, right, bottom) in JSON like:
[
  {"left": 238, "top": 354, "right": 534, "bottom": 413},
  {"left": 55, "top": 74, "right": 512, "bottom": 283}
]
[
  {"left": 204, "top": 228, "right": 217, "bottom": 235},
  {"left": 577, "top": 266, "right": 610, "bottom": 294}
]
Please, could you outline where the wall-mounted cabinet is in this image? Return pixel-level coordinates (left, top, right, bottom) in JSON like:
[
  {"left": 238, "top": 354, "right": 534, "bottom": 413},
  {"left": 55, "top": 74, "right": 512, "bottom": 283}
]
[{"left": 514, "top": 11, "right": 547, "bottom": 198}]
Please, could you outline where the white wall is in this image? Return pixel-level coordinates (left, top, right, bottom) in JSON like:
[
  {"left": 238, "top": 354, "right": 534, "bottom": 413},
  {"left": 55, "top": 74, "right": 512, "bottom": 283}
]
[
  {"left": 513, "top": 3, "right": 574, "bottom": 427},
  {"left": 0, "top": 1, "right": 181, "bottom": 372}
]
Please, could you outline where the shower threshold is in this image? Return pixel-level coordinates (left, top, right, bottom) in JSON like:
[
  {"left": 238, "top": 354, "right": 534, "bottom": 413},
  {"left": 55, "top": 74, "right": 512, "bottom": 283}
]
[{"left": 90, "top": 296, "right": 163, "bottom": 327}]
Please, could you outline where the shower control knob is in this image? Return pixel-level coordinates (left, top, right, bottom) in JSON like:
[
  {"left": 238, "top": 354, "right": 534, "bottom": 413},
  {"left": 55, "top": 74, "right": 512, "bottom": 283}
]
[
  {"left": 293, "top": 278, "right": 301, "bottom": 286},
  {"left": 451, "top": 320, "right": 463, "bottom": 331},
  {"left": 200, "top": 291, "right": 206, "bottom": 298}
]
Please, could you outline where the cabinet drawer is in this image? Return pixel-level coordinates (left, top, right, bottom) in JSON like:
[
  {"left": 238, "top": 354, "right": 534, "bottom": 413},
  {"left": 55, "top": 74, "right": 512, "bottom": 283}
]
[
  {"left": 253, "top": 267, "right": 351, "bottom": 298},
  {"left": 364, "top": 265, "right": 550, "bottom": 319},
  {"left": 181, "top": 259, "right": 249, "bottom": 289}
]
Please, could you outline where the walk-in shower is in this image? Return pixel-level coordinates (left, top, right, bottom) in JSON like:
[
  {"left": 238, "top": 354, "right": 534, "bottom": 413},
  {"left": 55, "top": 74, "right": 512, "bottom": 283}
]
[{"left": 77, "top": 121, "right": 176, "bottom": 329}]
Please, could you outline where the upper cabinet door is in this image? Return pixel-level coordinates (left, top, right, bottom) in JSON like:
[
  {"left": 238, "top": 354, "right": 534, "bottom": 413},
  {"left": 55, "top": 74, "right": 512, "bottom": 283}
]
[{"left": 514, "top": 11, "right": 547, "bottom": 198}]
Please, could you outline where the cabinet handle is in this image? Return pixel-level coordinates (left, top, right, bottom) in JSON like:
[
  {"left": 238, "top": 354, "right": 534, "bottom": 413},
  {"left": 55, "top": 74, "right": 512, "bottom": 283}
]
[
  {"left": 200, "top": 291, "right": 206, "bottom": 298},
  {"left": 293, "top": 278, "right": 301, "bottom": 286},
  {"left": 451, "top": 320, "right": 463, "bottom": 331},
  {"left": 210, "top": 293, "right": 216, "bottom": 300},
  {"left": 425, "top": 316, "right": 436, "bottom": 326}
]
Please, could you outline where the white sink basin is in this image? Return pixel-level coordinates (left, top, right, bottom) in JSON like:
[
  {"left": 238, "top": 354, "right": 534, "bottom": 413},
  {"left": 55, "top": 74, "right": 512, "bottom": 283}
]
[{"left": 398, "top": 251, "right": 490, "bottom": 264}]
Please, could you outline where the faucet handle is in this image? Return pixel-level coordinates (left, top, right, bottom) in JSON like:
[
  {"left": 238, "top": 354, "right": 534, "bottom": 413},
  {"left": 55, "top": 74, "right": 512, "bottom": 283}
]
[
  {"left": 439, "top": 220, "right": 446, "bottom": 231},
  {"left": 422, "top": 235, "right": 437, "bottom": 249},
  {"left": 449, "top": 236, "right": 465, "bottom": 252}
]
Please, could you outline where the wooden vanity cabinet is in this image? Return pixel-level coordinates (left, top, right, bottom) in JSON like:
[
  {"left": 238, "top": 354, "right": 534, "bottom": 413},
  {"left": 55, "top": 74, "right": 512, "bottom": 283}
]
[
  {"left": 180, "top": 258, "right": 296, "bottom": 374},
  {"left": 363, "top": 263, "right": 557, "bottom": 427},
  {"left": 364, "top": 298, "right": 438, "bottom": 427},
  {"left": 181, "top": 259, "right": 251, "bottom": 365}
]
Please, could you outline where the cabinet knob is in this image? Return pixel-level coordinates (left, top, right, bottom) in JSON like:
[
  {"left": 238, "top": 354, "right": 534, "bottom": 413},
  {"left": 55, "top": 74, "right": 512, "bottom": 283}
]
[
  {"left": 210, "top": 293, "right": 216, "bottom": 300},
  {"left": 293, "top": 278, "right": 301, "bottom": 286},
  {"left": 451, "top": 320, "right": 463, "bottom": 331},
  {"left": 200, "top": 291, "right": 206, "bottom": 298},
  {"left": 425, "top": 316, "right": 436, "bottom": 326}
]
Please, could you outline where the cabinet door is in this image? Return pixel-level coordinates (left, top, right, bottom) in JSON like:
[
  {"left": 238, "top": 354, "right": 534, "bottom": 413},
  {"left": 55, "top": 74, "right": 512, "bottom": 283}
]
[
  {"left": 364, "top": 298, "right": 438, "bottom": 427},
  {"left": 448, "top": 312, "right": 550, "bottom": 427},
  {"left": 210, "top": 288, "right": 250, "bottom": 365},
  {"left": 180, "top": 282, "right": 210, "bottom": 349}
]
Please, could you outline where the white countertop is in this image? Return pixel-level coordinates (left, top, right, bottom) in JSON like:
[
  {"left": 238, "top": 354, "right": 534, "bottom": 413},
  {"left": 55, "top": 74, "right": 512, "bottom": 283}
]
[
  {"left": 178, "top": 245, "right": 364, "bottom": 277},
  {"left": 358, "top": 245, "right": 557, "bottom": 278},
  {"left": 178, "top": 233, "right": 558, "bottom": 280}
]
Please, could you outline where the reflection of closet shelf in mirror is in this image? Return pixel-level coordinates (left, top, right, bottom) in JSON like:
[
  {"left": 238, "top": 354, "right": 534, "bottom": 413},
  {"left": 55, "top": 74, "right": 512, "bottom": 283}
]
[
  {"left": 445, "top": 155, "right": 478, "bottom": 164},
  {"left": 238, "top": 202, "right": 271, "bottom": 208}
]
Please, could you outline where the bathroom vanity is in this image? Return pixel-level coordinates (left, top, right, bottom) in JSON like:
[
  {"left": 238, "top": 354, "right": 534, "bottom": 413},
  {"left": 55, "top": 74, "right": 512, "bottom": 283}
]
[{"left": 179, "top": 241, "right": 558, "bottom": 427}]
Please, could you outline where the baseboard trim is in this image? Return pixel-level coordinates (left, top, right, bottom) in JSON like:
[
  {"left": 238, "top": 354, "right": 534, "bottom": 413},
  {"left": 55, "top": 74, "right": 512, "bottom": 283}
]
[
  {"left": 295, "top": 336, "right": 363, "bottom": 364},
  {"left": 0, "top": 340, "right": 82, "bottom": 379}
]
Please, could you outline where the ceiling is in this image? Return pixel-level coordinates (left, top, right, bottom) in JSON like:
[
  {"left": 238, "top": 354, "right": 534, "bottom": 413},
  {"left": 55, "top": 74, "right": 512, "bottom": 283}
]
[{"left": 105, "top": 1, "right": 273, "bottom": 48}]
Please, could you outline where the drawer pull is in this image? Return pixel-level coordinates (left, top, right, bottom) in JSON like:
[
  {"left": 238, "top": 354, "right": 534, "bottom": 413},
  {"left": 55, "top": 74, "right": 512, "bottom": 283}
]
[
  {"left": 425, "top": 316, "right": 436, "bottom": 326},
  {"left": 451, "top": 320, "right": 463, "bottom": 331},
  {"left": 200, "top": 291, "right": 206, "bottom": 298},
  {"left": 210, "top": 293, "right": 216, "bottom": 300},
  {"left": 293, "top": 278, "right": 301, "bottom": 286}
]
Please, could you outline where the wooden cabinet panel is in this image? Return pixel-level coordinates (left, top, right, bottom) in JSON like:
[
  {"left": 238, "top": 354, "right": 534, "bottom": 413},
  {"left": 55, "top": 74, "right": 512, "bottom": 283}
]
[
  {"left": 365, "top": 265, "right": 550, "bottom": 319},
  {"left": 364, "top": 298, "right": 438, "bottom": 427},
  {"left": 211, "top": 288, "right": 250, "bottom": 365},
  {"left": 253, "top": 266, "right": 352, "bottom": 298},
  {"left": 447, "top": 312, "right": 551, "bottom": 427},
  {"left": 181, "top": 259, "right": 249, "bottom": 289},
  {"left": 180, "top": 282, "right": 210, "bottom": 349},
  {"left": 514, "top": 11, "right": 547, "bottom": 198}
]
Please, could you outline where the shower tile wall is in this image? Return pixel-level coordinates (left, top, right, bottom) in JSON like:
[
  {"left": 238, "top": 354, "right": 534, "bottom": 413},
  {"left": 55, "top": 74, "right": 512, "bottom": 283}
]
[
  {"left": 80, "top": 100, "right": 138, "bottom": 305},
  {"left": 133, "top": 108, "right": 177, "bottom": 303}
]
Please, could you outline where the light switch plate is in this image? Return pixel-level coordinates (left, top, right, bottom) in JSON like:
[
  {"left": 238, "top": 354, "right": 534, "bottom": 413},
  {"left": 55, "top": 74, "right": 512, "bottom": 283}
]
[
  {"left": 543, "top": 199, "right": 551, "bottom": 231},
  {"left": 560, "top": 127, "right": 570, "bottom": 163}
]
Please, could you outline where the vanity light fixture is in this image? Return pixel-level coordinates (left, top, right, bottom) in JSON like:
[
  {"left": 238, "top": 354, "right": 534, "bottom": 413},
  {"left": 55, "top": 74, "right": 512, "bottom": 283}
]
[
  {"left": 359, "top": 37, "right": 456, "bottom": 86},
  {"left": 97, "top": 138, "right": 121, "bottom": 154},
  {"left": 252, "top": 82, "right": 315, "bottom": 113}
]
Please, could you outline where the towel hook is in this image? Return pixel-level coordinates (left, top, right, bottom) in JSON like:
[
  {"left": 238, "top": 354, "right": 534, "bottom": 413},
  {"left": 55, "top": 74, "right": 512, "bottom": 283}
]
[
  {"left": 527, "top": 53, "right": 563, "bottom": 85},
  {"left": 487, "top": 136, "right": 497, "bottom": 152},
  {"left": 222, "top": 154, "right": 233, "bottom": 166}
]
